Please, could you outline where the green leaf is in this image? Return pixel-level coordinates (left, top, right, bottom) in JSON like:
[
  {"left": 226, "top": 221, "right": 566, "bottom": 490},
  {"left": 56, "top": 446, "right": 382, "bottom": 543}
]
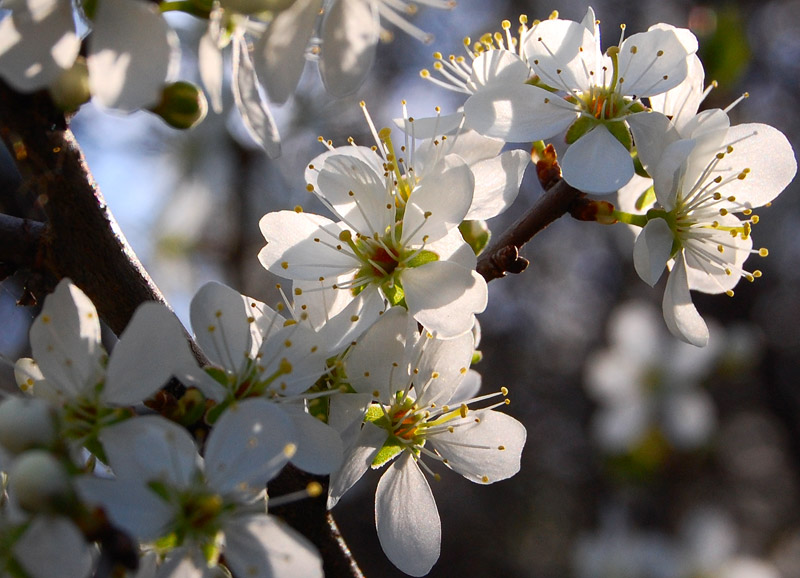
[
  {"left": 635, "top": 185, "right": 657, "bottom": 211},
  {"left": 404, "top": 249, "right": 439, "bottom": 268},
  {"left": 365, "top": 404, "right": 386, "bottom": 424},
  {"left": 383, "top": 282, "right": 406, "bottom": 308},
  {"left": 459, "top": 220, "right": 491, "bottom": 256},
  {"left": 372, "top": 439, "right": 403, "bottom": 468}
]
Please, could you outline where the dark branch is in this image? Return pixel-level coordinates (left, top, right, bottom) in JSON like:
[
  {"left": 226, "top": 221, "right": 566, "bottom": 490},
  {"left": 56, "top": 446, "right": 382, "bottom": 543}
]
[
  {"left": 0, "top": 213, "right": 45, "bottom": 269},
  {"left": 477, "top": 177, "right": 584, "bottom": 282}
]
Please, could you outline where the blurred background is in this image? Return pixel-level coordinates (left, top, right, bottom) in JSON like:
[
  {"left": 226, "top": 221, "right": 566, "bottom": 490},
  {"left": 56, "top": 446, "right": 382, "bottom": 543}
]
[{"left": 2, "top": 0, "right": 800, "bottom": 576}]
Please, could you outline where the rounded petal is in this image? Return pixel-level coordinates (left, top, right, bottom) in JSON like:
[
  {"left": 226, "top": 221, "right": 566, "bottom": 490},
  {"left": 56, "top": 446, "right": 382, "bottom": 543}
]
[
  {"left": 13, "top": 516, "right": 94, "bottom": 578},
  {"left": 327, "top": 420, "right": 386, "bottom": 509},
  {"left": 683, "top": 213, "right": 752, "bottom": 294},
  {"left": 464, "top": 83, "right": 576, "bottom": 142},
  {"left": 190, "top": 282, "right": 254, "bottom": 371},
  {"left": 258, "top": 210, "right": 358, "bottom": 279},
  {"left": 430, "top": 409, "right": 526, "bottom": 484},
  {"left": 465, "top": 149, "right": 529, "bottom": 220},
  {"left": 346, "top": 307, "right": 407, "bottom": 398},
  {"left": 562, "top": 125, "right": 635, "bottom": 194},
  {"left": 627, "top": 110, "right": 679, "bottom": 177},
  {"left": 402, "top": 263, "right": 487, "bottom": 339},
  {"left": 0, "top": 3, "right": 79, "bottom": 92},
  {"left": 88, "top": 0, "right": 179, "bottom": 111},
  {"left": 282, "top": 404, "right": 343, "bottom": 474},
  {"left": 617, "top": 28, "right": 691, "bottom": 97},
  {"left": 104, "top": 302, "right": 197, "bottom": 406},
  {"left": 198, "top": 29, "right": 224, "bottom": 114},
  {"left": 232, "top": 34, "right": 280, "bottom": 157},
  {"left": 633, "top": 217, "right": 673, "bottom": 287},
  {"left": 29, "top": 279, "right": 103, "bottom": 399},
  {"left": 652, "top": 137, "right": 696, "bottom": 211},
  {"left": 649, "top": 53, "right": 705, "bottom": 130},
  {"left": 204, "top": 398, "right": 295, "bottom": 493},
  {"left": 375, "top": 452, "right": 440, "bottom": 577},
  {"left": 319, "top": 0, "right": 378, "bottom": 97},
  {"left": 254, "top": 0, "right": 323, "bottom": 104},
  {"left": 413, "top": 332, "right": 475, "bottom": 408},
  {"left": 224, "top": 515, "right": 323, "bottom": 578},
  {"left": 310, "top": 287, "right": 385, "bottom": 354},
  {"left": 403, "top": 154, "right": 474, "bottom": 245},
  {"left": 715, "top": 123, "right": 797, "bottom": 209},
  {"left": 663, "top": 254, "right": 709, "bottom": 347}
]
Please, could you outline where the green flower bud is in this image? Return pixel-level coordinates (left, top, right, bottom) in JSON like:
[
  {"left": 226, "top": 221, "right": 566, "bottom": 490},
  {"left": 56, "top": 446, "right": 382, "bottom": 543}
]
[
  {"left": 151, "top": 81, "right": 208, "bottom": 130},
  {"left": 48, "top": 58, "right": 90, "bottom": 112},
  {"left": 459, "top": 220, "right": 491, "bottom": 256}
]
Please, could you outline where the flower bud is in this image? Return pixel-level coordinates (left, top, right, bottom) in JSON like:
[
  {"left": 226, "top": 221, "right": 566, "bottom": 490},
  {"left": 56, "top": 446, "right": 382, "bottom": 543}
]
[
  {"left": 8, "top": 451, "right": 74, "bottom": 514},
  {"left": 151, "top": 81, "right": 208, "bottom": 130},
  {"left": 48, "top": 57, "right": 91, "bottom": 112},
  {"left": 459, "top": 220, "right": 491, "bottom": 256},
  {"left": 0, "top": 396, "right": 58, "bottom": 455}
]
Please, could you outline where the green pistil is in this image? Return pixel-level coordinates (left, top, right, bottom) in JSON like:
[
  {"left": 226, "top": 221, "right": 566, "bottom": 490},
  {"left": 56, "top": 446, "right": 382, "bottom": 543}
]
[{"left": 379, "top": 128, "right": 412, "bottom": 202}]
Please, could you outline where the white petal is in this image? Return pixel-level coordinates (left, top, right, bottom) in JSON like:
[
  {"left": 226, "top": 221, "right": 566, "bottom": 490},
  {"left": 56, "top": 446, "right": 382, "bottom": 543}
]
[
  {"left": 524, "top": 18, "right": 597, "bottom": 92},
  {"left": 255, "top": 323, "right": 330, "bottom": 396},
  {"left": 327, "top": 421, "right": 386, "bottom": 509},
  {"left": 663, "top": 254, "right": 709, "bottom": 347},
  {"left": 403, "top": 263, "right": 487, "bottom": 339},
  {"left": 448, "top": 368, "right": 482, "bottom": 404},
  {"left": 413, "top": 332, "right": 474, "bottom": 408},
  {"left": 205, "top": 398, "right": 295, "bottom": 493},
  {"left": 104, "top": 302, "right": 196, "bottom": 406},
  {"left": 562, "top": 125, "right": 634, "bottom": 194},
  {"left": 319, "top": 0, "right": 379, "bottom": 97},
  {"left": 649, "top": 53, "right": 705, "bottom": 131},
  {"left": 633, "top": 218, "right": 673, "bottom": 287},
  {"left": 88, "top": 0, "right": 179, "bottom": 111},
  {"left": 375, "top": 452, "right": 440, "bottom": 577},
  {"left": 465, "top": 149, "right": 529, "bottom": 220},
  {"left": 0, "top": 3, "right": 79, "bottom": 91},
  {"left": 190, "top": 282, "right": 254, "bottom": 371},
  {"left": 224, "top": 515, "right": 323, "bottom": 578},
  {"left": 282, "top": 404, "right": 343, "bottom": 474},
  {"left": 345, "top": 307, "right": 407, "bottom": 399},
  {"left": 683, "top": 213, "right": 751, "bottom": 294},
  {"left": 466, "top": 48, "right": 530, "bottom": 91},
  {"left": 312, "top": 287, "right": 385, "bottom": 354},
  {"left": 232, "top": 34, "right": 280, "bottom": 157},
  {"left": 430, "top": 409, "right": 525, "bottom": 484},
  {"left": 13, "top": 516, "right": 94, "bottom": 578},
  {"left": 14, "top": 357, "right": 59, "bottom": 402},
  {"left": 403, "top": 154, "right": 474, "bottom": 245},
  {"left": 714, "top": 123, "right": 797, "bottom": 209},
  {"left": 616, "top": 28, "right": 691, "bottom": 96},
  {"left": 100, "top": 415, "right": 199, "bottom": 487},
  {"left": 29, "top": 279, "right": 103, "bottom": 399},
  {"left": 198, "top": 29, "right": 224, "bottom": 114},
  {"left": 254, "top": 0, "right": 323, "bottom": 104},
  {"left": 434, "top": 129, "right": 503, "bottom": 166},
  {"left": 464, "top": 83, "right": 576, "bottom": 142},
  {"left": 312, "top": 149, "right": 394, "bottom": 235},
  {"left": 396, "top": 111, "right": 465, "bottom": 139},
  {"left": 328, "top": 392, "right": 373, "bottom": 444},
  {"left": 258, "top": 210, "right": 358, "bottom": 279},
  {"left": 75, "top": 476, "right": 174, "bottom": 541},
  {"left": 652, "top": 137, "right": 696, "bottom": 211},
  {"left": 627, "top": 110, "right": 679, "bottom": 177}
]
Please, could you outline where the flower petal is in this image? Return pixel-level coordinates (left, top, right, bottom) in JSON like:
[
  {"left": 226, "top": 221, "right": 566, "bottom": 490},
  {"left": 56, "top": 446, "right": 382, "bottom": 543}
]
[
  {"left": 346, "top": 307, "right": 407, "bottom": 398},
  {"left": 627, "top": 110, "right": 679, "bottom": 177},
  {"left": 412, "top": 331, "right": 474, "bottom": 408},
  {"left": 616, "top": 28, "right": 691, "bottom": 96},
  {"left": 224, "top": 514, "right": 323, "bottom": 578},
  {"left": 198, "top": 28, "right": 224, "bottom": 114},
  {"left": 319, "top": 0, "right": 379, "bottom": 97},
  {"left": 104, "top": 302, "right": 197, "bottom": 406},
  {"left": 282, "top": 404, "right": 343, "bottom": 474},
  {"left": 13, "top": 516, "right": 94, "bottom": 578},
  {"left": 190, "top": 282, "right": 254, "bottom": 371},
  {"left": 375, "top": 452, "right": 440, "bottom": 577},
  {"left": 466, "top": 48, "right": 530, "bottom": 91},
  {"left": 254, "top": 0, "right": 323, "bottom": 104},
  {"left": 430, "top": 409, "right": 526, "bottom": 484},
  {"left": 562, "top": 125, "right": 634, "bottom": 194},
  {"left": 663, "top": 254, "right": 709, "bottom": 347},
  {"left": 232, "top": 34, "right": 280, "bottom": 157},
  {"left": 652, "top": 137, "right": 696, "bottom": 211},
  {"left": 29, "top": 279, "right": 103, "bottom": 399},
  {"left": 204, "top": 398, "right": 295, "bottom": 493},
  {"left": 633, "top": 217, "right": 673, "bottom": 287},
  {"left": 465, "top": 149, "right": 529, "bottom": 220},
  {"left": 402, "top": 262, "right": 487, "bottom": 339},
  {"left": 524, "top": 18, "right": 596, "bottom": 92},
  {"left": 88, "top": 0, "right": 179, "bottom": 111},
  {"left": 327, "top": 421, "right": 386, "bottom": 509}
]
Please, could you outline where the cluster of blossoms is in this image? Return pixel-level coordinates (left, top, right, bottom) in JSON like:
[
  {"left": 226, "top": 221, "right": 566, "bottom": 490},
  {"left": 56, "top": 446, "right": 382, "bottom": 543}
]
[
  {"left": 0, "top": 0, "right": 453, "bottom": 148},
  {"left": 1, "top": 2, "right": 797, "bottom": 577},
  {"left": 422, "top": 7, "right": 796, "bottom": 346}
]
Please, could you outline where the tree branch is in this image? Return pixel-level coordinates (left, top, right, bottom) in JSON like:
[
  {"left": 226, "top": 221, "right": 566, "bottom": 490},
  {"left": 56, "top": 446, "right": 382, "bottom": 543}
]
[
  {"left": 477, "top": 177, "right": 584, "bottom": 282},
  {"left": 0, "top": 213, "right": 45, "bottom": 269}
]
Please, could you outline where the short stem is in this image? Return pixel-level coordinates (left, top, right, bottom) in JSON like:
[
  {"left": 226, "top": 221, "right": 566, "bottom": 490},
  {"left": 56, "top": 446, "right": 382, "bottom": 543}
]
[{"left": 613, "top": 210, "right": 649, "bottom": 227}]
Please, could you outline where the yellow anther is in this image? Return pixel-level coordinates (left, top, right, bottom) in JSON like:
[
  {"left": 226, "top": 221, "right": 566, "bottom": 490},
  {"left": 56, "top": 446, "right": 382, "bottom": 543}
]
[
  {"left": 279, "top": 358, "right": 293, "bottom": 374},
  {"left": 753, "top": 270, "right": 762, "bottom": 278},
  {"left": 281, "top": 261, "right": 289, "bottom": 269},
  {"left": 502, "top": 19, "right": 511, "bottom": 29},
  {"left": 549, "top": 10, "right": 558, "bottom": 19},
  {"left": 759, "top": 248, "right": 769, "bottom": 257},
  {"left": 481, "top": 475, "right": 489, "bottom": 483},
  {"left": 306, "top": 482, "right": 323, "bottom": 497},
  {"left": 294, "top": 205, "right": 303, "bottom": 213},
  {"left": 459, "top": 404, "right": 469, "bottom": 418},
  {"left": 726, "top": 289, "right": 734, "bottom": 297},
  {"left": 501, "top": 386, "right": 509, "bottom": 396},
  {"left": 294, "top": 288, "right": 302, "bottom": 296}
]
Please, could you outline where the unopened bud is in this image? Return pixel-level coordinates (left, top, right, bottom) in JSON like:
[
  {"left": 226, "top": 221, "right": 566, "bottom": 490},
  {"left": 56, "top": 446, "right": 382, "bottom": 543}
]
[
  {"left": 8, "top": 450, "right": 74, "bottom": 514},
  {"left": 0, "top": 396, "right": 58, "bottom": 454},
  {"left": 48, "top": 57, "right": 90, "bottom": 112},
  {"left": 151, "top": 81, "right": 208, "bottom": 130},
  {"left": 459, "top": 220, "right": 491, "bottom": 256}
]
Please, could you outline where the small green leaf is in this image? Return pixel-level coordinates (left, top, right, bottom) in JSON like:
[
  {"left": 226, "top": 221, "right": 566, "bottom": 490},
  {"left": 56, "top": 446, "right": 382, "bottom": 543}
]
[
  {"left": 565, "top": 116, "right": 597, "bottom": 144},
  {"left": 459, "top": 220, "right": 491, "bottom": 256},
  {"left": 606, "top": 120, "right": 632, "bottom": 151},
  {"left": 404, "top": 249, "right": 439, "bottom": 268},
  {"left": 383, "top": 282, "right": 406, "bottom": 308},
  {"left": 365, "top": 404, "right": 386, "bottom": 424},
  {"left": 372, "top": 439, "right": 403, "bottom": 468}
]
